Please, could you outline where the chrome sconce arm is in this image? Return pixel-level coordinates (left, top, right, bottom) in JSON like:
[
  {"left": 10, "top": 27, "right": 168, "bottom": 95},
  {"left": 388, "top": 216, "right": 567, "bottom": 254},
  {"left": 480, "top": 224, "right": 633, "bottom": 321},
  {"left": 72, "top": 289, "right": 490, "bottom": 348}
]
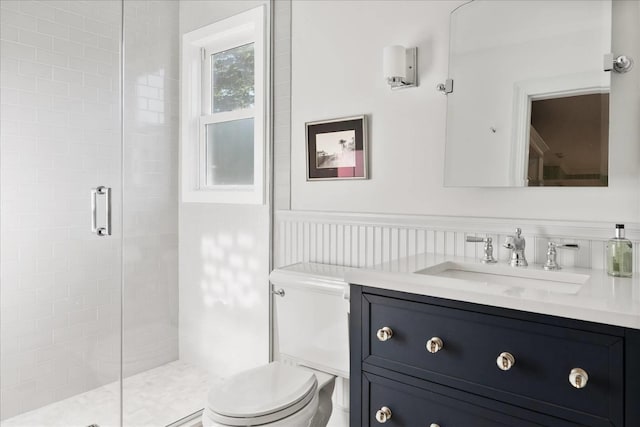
[
  {"left": 437, "top": 78, "right": 453, "bottom": 94},
  {"left": 604, "top": 53, "right": 634, "bottom": 73}
]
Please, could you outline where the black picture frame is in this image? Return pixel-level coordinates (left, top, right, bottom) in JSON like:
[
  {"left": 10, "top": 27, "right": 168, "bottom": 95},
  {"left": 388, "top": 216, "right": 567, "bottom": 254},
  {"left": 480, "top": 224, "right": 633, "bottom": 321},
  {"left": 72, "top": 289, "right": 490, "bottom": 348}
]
[{"left": 305, "top": 115, "right": 368, "bottom": 181}]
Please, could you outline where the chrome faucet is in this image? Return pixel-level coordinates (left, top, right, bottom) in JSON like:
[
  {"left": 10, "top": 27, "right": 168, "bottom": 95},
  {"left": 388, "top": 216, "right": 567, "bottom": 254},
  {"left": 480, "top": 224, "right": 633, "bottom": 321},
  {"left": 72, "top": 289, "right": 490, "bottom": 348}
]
[
  {"left": 543, "top": 241, "right": 579, "bottom": 270},
  {"left": 503, "top": 228, "right": 528, "bottom": 267},
  {"left": 466, "top": 236, "right": 497, "bottom": 264}
]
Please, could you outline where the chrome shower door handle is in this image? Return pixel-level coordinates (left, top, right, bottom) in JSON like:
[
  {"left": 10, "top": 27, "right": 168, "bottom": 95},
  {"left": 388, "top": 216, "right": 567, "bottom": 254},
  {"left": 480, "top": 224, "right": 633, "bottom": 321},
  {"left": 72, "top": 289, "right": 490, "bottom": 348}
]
[
  {"left": 91, "top": 186, "right": 111, "bottom": 236},
  {"left": 91, "top": 187, "right": 98, "bottom": 233},
  {"left": 103, "top": 186, "right": 111, "bottom": 236}
]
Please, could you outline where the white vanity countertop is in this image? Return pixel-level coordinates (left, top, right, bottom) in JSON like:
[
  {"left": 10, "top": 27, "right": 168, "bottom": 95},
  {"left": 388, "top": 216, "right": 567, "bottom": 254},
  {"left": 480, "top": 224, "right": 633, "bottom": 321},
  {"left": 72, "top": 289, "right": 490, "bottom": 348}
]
[{"left": 344, "top": 253, "right": 640, "bottom": 330}]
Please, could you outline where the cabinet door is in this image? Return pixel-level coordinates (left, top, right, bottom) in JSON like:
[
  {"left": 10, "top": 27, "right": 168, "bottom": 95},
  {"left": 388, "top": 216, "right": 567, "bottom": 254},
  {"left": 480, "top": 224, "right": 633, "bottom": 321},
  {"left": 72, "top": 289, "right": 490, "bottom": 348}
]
[{"left": 363, "top": 371, "right": 578, "bottom": 427}]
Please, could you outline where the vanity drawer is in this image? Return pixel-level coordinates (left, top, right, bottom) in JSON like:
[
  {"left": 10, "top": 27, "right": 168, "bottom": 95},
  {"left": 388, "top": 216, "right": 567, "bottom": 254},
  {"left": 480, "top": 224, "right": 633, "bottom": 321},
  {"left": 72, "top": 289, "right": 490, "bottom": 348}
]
[
  {"left": 362, "top": 370, "right": 579, "bottom": 427},
  {"left": 363, "top": 293, "right": 623, "bottom": 424}
]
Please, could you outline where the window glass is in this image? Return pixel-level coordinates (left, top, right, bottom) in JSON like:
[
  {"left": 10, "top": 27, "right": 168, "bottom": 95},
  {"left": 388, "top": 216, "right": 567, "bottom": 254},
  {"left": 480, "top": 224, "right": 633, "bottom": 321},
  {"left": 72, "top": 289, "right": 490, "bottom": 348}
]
[
  {"left": 212, "top": 43, "right": 255, "bottom": 113},
  {"left": 205, "top": 118, "right": 255, "bottom": 186}
]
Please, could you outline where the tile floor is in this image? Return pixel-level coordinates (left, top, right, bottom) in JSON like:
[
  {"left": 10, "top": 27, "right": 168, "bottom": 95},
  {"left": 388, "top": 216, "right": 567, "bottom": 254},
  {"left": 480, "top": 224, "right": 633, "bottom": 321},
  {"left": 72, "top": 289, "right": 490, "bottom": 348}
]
[
  {"left": 1, "top": 361, "right": 209, "bottom": 427},
  {"left": 191, "top": 405, "right": 349, "bottom": 427},
  {"left": 2, "top": 360, "right": 350, "bottom": 427}
]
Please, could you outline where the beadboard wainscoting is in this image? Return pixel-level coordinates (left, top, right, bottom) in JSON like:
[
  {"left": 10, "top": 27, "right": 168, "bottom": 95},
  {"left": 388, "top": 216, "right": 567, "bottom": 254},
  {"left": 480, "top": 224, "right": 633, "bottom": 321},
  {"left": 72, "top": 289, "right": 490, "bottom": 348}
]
[{"left": 274, "top": 210, "right": 640, "bottom": 273}]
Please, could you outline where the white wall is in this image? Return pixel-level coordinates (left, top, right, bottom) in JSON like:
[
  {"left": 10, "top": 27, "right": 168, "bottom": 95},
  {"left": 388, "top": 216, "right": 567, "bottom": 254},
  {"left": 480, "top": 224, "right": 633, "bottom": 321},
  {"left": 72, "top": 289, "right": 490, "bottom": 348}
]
[
  {"left": 289, "top": 0, "right": 640, "bottom": 223},
  {"left": 178, "top": 0, "right": 271, "bottom": 378}
]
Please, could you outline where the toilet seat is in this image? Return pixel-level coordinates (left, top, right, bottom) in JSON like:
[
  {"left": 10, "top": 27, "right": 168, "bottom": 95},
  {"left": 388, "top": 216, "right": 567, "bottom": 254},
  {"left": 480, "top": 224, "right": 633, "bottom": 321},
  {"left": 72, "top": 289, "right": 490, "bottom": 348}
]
[{"left": 206, "top": 362, "right": 318, "bottom": 426}]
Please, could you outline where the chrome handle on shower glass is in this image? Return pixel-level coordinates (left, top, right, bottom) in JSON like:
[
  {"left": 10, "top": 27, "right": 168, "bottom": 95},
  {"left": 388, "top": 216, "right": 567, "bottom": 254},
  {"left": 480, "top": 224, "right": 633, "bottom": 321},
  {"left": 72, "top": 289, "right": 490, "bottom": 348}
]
[{"left": 91, "top": 186, "right": 111, "bottom": 236}]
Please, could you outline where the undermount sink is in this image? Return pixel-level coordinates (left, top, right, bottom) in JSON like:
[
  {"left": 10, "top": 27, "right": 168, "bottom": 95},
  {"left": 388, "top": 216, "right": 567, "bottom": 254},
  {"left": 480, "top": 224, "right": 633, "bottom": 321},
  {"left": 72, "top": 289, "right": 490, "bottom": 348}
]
[{"left": 415, "top": 261, "right": 590, "bottom": 295}]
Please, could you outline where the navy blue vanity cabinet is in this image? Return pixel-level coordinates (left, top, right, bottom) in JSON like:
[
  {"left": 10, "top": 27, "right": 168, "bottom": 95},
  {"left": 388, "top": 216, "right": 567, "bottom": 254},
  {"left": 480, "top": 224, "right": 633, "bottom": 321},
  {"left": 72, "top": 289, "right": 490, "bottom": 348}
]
[
  {"left": 350, "top": 285, "right": 640, "bottom": 427},
  {"left": 362, "top": 368, "right": 581, "bottom": 427}
]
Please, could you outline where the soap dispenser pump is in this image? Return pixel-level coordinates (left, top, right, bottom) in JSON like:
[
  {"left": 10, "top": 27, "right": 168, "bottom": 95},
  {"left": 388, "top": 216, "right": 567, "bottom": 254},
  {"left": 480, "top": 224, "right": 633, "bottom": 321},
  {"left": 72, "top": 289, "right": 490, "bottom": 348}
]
[{"left": 606, "top": 224, "right": 633, "bottom": 277}]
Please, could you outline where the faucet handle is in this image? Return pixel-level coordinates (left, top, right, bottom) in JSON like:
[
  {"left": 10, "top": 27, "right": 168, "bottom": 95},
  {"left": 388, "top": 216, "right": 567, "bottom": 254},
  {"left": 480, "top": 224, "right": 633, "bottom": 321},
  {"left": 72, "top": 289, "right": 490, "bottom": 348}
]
[
  {"left": 466, "top": 236, "right": 497, "bottom": 264},
  {"left": 544, "top": 242, "right": 579, "bottom": 270},
  {"left": 466, "top": 236, "right": 489, "bottom": 243},
  {"left": 549, "top": 242, "right": 579, "bottom": 250}
]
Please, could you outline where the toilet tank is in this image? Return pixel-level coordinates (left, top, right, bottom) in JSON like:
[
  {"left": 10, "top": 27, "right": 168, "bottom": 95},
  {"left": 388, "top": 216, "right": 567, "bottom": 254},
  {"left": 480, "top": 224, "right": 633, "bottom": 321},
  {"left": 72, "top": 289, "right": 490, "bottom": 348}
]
[{"left": 270, "top": 263, "right": 352, "bottom": 378}]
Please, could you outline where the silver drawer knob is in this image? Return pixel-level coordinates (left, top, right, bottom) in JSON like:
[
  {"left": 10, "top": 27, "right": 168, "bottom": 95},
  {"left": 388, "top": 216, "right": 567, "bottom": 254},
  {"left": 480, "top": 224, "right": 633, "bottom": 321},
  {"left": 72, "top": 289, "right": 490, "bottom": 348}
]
[
  {"left": 426, "top": 337, "right": 443, "bottom": 353},
  {"left": 496, "top": 352, "right": 515, "bottom": 371},
  {"left": 376, "top": 326, "right": 393, "bottom": 342},
  {"left": 569, "top": 368, "right": 589, "bottom": 389},
  {"left": 430, "top": 424, "right": 441, "bottom": 427},
  {"left": 375, "top": 406, "right": 392, "bottom": 423}
]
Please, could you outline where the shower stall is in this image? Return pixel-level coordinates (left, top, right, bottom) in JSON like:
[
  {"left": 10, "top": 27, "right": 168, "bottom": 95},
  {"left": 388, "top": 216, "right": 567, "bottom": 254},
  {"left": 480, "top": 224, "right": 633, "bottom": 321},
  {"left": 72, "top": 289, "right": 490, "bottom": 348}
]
[{"left": 0, "top": 1, "right": 272, "bottom": 425}]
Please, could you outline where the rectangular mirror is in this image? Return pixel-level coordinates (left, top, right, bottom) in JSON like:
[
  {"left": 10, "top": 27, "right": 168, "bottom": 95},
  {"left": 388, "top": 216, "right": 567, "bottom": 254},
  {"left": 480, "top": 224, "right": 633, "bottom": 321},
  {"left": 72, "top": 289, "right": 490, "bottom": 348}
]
[{"left": 444, "top": 0, "right": 612, "bottom": 187}]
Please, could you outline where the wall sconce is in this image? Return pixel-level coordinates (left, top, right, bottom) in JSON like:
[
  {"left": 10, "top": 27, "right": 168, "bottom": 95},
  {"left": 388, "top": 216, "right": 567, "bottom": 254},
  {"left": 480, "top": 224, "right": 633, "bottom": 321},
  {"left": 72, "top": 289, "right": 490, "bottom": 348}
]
[{"left": 383, "top": 45, "right": 417, "bottom": 90}]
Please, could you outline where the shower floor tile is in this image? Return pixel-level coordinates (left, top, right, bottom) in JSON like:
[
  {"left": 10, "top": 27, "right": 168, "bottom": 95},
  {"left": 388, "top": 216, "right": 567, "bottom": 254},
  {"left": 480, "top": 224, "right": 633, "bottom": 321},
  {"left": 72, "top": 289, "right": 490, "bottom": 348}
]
[{"left": 1, "top": 360, "right": 209, "bottom": 427}]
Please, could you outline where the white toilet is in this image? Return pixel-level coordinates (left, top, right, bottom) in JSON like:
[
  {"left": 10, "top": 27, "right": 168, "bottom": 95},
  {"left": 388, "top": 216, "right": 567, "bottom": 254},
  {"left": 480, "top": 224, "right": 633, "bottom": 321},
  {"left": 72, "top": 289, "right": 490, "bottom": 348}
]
[{"left": 202, "top": 263, "right": 350, "bottom": 427}]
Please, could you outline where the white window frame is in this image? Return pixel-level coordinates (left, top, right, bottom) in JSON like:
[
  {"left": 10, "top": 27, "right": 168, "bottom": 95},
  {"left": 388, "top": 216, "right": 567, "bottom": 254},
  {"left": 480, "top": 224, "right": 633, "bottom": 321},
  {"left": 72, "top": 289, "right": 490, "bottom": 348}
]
[{"left": 181, "top": 6, "right": 266, "bottom": 204}]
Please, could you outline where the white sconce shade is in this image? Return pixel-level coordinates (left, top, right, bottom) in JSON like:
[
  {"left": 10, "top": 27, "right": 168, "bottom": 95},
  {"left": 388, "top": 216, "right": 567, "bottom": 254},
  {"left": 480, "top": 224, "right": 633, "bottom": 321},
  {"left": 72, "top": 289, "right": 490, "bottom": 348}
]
[
  {"left": 383, "top": 45, "right": 407, "bottom": 79},
  {"left": 383, "top": 45, "right": 417, "bottom": 90}
]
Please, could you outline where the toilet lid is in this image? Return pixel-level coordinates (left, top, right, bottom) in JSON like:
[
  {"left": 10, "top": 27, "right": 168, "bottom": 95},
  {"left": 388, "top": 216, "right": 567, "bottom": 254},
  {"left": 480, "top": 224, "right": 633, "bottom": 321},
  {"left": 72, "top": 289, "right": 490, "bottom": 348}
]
[{"left": 207, "top": 362, "right": 317, "bottom": 421}]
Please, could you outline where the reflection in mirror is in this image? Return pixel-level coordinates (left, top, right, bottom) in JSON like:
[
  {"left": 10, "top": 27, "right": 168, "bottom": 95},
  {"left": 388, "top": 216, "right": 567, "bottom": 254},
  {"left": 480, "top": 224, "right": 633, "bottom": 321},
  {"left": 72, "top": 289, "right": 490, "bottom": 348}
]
[
  {"left": 528, "top": 93, "right": 609, "bottom": 186},
  {"left": 443, "top": 0, "right": 611, "bottom": 187}
]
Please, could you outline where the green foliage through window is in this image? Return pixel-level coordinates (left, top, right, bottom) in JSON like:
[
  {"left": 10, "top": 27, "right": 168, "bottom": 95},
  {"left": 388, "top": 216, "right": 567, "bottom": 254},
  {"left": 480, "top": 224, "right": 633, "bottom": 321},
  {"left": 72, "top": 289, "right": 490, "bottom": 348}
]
[{"left": 212, "top": 43, "right": 255, "bottom": 113}]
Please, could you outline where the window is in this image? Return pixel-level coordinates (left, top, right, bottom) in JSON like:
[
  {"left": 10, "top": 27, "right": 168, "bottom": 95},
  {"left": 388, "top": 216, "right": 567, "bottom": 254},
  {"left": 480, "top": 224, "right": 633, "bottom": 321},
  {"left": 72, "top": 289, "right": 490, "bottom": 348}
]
[{"left": 181, "top": 6, "right": 266, "bottom": 204}]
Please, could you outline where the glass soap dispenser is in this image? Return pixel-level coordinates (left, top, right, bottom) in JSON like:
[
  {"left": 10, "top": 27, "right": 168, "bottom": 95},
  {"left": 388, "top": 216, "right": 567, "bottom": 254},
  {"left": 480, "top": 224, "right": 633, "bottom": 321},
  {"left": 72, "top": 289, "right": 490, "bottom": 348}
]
[{"left": 606, "top": 224, "right": 633, "bottom": 277}]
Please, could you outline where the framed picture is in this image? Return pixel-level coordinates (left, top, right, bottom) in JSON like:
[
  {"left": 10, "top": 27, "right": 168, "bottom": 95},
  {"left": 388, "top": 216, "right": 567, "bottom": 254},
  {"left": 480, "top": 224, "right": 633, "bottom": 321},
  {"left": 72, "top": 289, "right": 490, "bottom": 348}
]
[{"left": 305, "top": 115, "right": 368, "bottom": 181}]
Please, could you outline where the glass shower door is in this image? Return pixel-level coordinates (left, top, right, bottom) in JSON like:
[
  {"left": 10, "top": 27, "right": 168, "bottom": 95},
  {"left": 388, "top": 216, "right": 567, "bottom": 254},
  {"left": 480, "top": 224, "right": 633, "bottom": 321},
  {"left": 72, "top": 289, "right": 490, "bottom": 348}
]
[
  {"left": 118, "top": 1, "right": 272, "bottom": 425},
  {"left": 120, "top": 1, "right": 199, "bottom": 425},
  {"left": 0, "top": 0, "right": 123, "bottom": 425}
]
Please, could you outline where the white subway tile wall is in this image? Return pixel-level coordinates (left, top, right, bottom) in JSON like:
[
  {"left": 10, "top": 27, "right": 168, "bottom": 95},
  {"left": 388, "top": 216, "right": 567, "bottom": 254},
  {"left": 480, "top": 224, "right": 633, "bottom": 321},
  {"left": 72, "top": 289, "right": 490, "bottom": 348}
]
[
  {"left": 0, "top": 0, "right": 179, "bottom": 420},
  {"left": 273, "top": 0, "right": 291, "bottom": 211},
  {"left": 0, "top": 0, "right": 121, "bottom": 419},
  {"left": 275, "top": 211, "right": 640, "bottom": 274}
]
